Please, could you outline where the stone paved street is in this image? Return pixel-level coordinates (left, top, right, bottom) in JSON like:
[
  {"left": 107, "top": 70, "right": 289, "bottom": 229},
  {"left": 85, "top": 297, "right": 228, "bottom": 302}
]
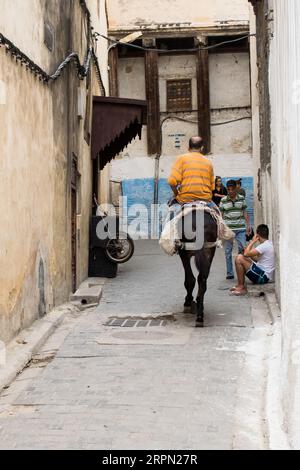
[{"left": 0, "top": 241, "right": 272, "bottom": 449}]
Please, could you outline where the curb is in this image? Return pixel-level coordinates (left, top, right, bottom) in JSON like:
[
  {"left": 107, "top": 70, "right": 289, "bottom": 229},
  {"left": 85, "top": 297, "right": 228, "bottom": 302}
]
[
  {"left": 264, "top": 291, "right": 280, "bottom": 324},
  {"left": 263, "top": 292, "right": 290, "bottom": 450},
  {"left": 0, "top": 303, "right": 77, "bottom": 393}
]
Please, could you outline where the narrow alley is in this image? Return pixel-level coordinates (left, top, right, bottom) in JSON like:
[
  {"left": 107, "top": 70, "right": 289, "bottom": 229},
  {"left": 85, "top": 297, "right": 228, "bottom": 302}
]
[
  {"left": 1, "top": 0, "right": 300, "bottom": 453},
  {"left": 0, "top": 242, "right": 272, "bottom": 449}
]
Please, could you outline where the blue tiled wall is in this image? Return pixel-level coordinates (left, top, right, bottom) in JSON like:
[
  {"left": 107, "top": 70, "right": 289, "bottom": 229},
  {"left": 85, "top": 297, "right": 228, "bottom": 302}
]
[
  {"left": 122, "top": 177, "right": 254, "bottom": 237},
  {"left": 122, "top": 178, "right": 155, "bottom": 237}
]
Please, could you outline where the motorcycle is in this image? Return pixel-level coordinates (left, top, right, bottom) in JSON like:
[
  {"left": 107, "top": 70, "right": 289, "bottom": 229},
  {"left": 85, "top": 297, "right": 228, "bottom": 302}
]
[{"left": 94, "top": 196, "right": 135, "bottom": 264}]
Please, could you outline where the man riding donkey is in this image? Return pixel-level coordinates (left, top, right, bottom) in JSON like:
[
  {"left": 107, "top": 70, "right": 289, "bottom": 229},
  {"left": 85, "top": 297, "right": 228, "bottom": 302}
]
[
  {"left": 159, "top": 136, "right": 234, "bottom": 326},
  {"left": 168, "top": 136, "right": 216, "bottom": 212}
]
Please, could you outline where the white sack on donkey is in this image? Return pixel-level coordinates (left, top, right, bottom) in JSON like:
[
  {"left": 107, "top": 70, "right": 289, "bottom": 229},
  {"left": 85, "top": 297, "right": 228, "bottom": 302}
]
[{"left": 159, "top": 202, "right": 235, "bottom": 256}]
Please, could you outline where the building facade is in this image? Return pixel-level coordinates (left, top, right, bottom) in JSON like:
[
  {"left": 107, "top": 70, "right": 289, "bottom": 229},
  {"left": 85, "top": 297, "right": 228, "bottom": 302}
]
[
  {"left": 0, "top": 0, "right": 109, "bottom": 343},
  {"left": 107, "top": 0, "right": 254, "bottom": 234}
]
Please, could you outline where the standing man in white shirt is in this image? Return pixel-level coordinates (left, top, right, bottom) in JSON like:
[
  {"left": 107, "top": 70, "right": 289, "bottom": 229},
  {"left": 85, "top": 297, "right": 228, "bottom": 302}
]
[{"left": 230, "top": 224, "right": 275, "bottom": 296}]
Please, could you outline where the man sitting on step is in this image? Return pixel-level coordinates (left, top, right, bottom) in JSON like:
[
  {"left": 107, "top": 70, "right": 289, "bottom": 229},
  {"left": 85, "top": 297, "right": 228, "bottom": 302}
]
[{"left": 230, "top": 224, "right": 275, "bottom": 296}]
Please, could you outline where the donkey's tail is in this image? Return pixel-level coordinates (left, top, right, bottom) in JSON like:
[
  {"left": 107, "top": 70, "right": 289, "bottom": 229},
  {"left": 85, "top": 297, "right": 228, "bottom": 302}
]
[
  {"left": 195, "top": 251, "right": 200, "bottom": 272},
  {"left": 194, "top": 249, "right": 204, "bottom": 273}
]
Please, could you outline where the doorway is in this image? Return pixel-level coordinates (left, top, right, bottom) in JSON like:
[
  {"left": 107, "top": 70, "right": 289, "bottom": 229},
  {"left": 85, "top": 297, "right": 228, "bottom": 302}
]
[{"left": 71, "top": 154, "right": 78, "bottom": 293}]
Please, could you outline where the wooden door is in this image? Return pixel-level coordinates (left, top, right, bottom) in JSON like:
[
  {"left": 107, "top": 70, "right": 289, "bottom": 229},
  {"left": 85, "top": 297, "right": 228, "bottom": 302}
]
[{"left": 71, "top": 156, "right": 77, "bottom": 293}]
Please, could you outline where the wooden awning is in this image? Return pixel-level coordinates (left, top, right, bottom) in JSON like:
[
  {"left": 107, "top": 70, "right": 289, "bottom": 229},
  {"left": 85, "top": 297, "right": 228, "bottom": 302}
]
[{"left": 92, "top": 96, "right": 147, "bottom": 170}]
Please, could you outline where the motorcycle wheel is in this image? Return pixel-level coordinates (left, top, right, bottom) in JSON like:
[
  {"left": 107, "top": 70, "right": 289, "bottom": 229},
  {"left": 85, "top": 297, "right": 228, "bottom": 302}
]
[{"left": 104, "top": 233, "right": 135, "bottom": 264}]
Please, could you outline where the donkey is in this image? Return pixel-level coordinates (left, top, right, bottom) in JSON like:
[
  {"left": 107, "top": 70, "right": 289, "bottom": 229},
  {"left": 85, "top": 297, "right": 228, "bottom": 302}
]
[{"left": 178, "top": 208, "right": 218, "bottom": 327}]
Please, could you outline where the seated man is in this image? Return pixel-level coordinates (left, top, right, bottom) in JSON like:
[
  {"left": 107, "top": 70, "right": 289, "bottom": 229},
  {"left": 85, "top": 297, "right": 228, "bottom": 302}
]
[
  {"left": 220, "top": 179, "right": 251, "bottom": 280},
  {"left": 230, "top": 224, "right": 275, "bottom": 296}
]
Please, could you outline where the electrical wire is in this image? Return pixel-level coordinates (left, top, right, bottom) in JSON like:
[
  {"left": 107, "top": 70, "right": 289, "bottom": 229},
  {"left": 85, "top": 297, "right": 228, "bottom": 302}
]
[
  {"left": 160, "top": 115, "right": 251, "bottom": 128},
  {"left": 211, "top": 116, "right": 251, "bottom": 126},
  {"left": 94, "top": 32, "right": 255, "bottom": 53}
]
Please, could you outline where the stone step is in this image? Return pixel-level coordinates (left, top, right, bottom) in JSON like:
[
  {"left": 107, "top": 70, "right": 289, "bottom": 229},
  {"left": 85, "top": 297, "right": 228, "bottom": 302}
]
[
  {"left": 247, "top": 282, "right": 275, "bottom": 297},
  {"left": 79, "top": 277, "right": 106, "bottom": 289},
  {"left": 69, "top": 285, "right": 103, "bottom": 305}
]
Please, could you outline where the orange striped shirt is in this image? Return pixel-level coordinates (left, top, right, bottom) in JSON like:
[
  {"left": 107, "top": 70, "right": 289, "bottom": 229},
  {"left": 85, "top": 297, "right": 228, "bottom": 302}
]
[{"left": 168, "top": 152, "right": 215, "bottom": 204}]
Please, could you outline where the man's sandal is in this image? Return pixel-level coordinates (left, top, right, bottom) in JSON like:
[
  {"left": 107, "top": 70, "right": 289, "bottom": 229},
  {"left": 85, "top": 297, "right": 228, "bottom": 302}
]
[{"left": 229, "top": 289, "right": 248, "bottom": 296}]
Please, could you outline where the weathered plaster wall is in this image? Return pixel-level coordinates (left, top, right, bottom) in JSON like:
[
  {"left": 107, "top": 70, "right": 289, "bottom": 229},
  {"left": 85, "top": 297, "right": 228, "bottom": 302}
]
[
  {"left": 210, "top": 53, "right": 250, "bottom": 108},
  {"left": 0, "top": 0, "right": 108, "bottom": 343},
  {"left": 116, "top": 51, "right": 251, "bottom": 156},
  {"left": 0, "top": 49, "right": 55, "bottom": 342},
  {"left": 118, "top": 57, "right": 146, "bottom": 100},
  {"left": 108, "top": 0, "right": 250, "bottom": 29},
  {"left": 111, "top": 50, "right": 253, "bottom": 212},
  {"left": 107, "top": 0, "right": 254, "bottom": 233},
  {"left": 108, "top": 0, "right": 253, "bottom": 186},
  {"left": 0, "top": 0, "right": 69, "bottom": 343}
]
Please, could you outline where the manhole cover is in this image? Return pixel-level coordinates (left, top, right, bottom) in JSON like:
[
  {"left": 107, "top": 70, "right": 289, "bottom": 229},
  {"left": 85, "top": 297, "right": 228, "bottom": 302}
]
[
  {"left": 106, "top": 318, "right": 167, "bottom": 328},
  {"left": 97, "top": 315, "right": 191, "bottom": 345}
]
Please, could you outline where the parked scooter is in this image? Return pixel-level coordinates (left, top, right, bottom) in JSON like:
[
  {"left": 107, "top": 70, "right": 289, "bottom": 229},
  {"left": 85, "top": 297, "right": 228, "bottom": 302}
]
[{"left": 93, "top": 196, "right": 134, "bottom": 264}]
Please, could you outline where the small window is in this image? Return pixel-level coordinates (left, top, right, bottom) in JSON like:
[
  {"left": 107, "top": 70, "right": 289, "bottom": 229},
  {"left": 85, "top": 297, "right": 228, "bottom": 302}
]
[{"left": 167, "top": 79, "right": 192, "bottom": 112}]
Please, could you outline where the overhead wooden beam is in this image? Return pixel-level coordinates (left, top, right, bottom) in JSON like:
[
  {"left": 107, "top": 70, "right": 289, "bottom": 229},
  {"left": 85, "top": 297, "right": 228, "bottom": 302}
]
[
  {"left": 108, "top": 46, "right": 119, "bottom": 97},
  {"left": 196, "top": 36, "right": 211, "bottom": 154},
  {"left": 144, "top": 42, "right": 161, "bottom": 156}
]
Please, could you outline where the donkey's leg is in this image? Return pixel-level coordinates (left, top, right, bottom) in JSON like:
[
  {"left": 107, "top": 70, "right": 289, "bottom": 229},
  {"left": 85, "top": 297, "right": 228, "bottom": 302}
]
[
  {"left": 196, "top": 275, "right": 207, "bottom": 326},
  {"left": 195, "top": 248, "right": 216, "bottom": 327},
  {"left": 179, "top": 251, "right": 196, "bottom": 311}
]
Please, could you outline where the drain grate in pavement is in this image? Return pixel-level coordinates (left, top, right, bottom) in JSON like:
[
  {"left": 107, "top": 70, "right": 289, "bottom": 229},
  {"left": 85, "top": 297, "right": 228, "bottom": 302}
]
[{"left": 106, "top": 318, "right": 167, "bottom": 328}]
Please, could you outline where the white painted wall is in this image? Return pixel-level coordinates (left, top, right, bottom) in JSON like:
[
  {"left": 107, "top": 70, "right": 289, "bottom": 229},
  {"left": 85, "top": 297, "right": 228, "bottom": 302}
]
[
  {"left": 211, "top": 112, "right": 251, "bottom": 154},
  {"left": 210, "top": 52, "right": 251, "bottom": 154},
  {"left": 268, "top": 0, "right": 300, "bottom": 449},
  {"left": 210, "top": 53, "right": 251, "bottom": 108},
  {"left": 119, "top": 58, "right": 146, "bottom": 100},
  {"left": 108, "top": 0, "right": 250, "bottom": 29}
]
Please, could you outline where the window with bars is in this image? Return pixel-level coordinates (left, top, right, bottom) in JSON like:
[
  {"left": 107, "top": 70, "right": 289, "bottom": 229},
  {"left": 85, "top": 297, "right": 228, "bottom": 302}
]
[{"left": 167, "top": 79, "right": 192, "bottom": 112}]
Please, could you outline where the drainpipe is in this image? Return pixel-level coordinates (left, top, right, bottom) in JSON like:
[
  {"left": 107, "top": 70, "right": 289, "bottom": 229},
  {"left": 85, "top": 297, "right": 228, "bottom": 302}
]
[
  {"left": 154, "top": 116, "right": 169, "bottom": 205},
  {"left": 154, "top": 153, "right": 160, "bottom": 206},
  {"left": 152, "top": 153, "right": 160, "bottom": 237},
  {"left": 153, "top": 117, "right": 166, "bottom": 236}
]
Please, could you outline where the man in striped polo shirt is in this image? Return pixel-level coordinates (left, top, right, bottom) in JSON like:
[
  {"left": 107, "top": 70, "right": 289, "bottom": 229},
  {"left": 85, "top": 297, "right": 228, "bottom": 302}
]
[
  {"left": 220, "top": 180, "right": 251, "bottom": 280},
  {"left": 168, "top": 136, "right": 215, "bottom": 207}
]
